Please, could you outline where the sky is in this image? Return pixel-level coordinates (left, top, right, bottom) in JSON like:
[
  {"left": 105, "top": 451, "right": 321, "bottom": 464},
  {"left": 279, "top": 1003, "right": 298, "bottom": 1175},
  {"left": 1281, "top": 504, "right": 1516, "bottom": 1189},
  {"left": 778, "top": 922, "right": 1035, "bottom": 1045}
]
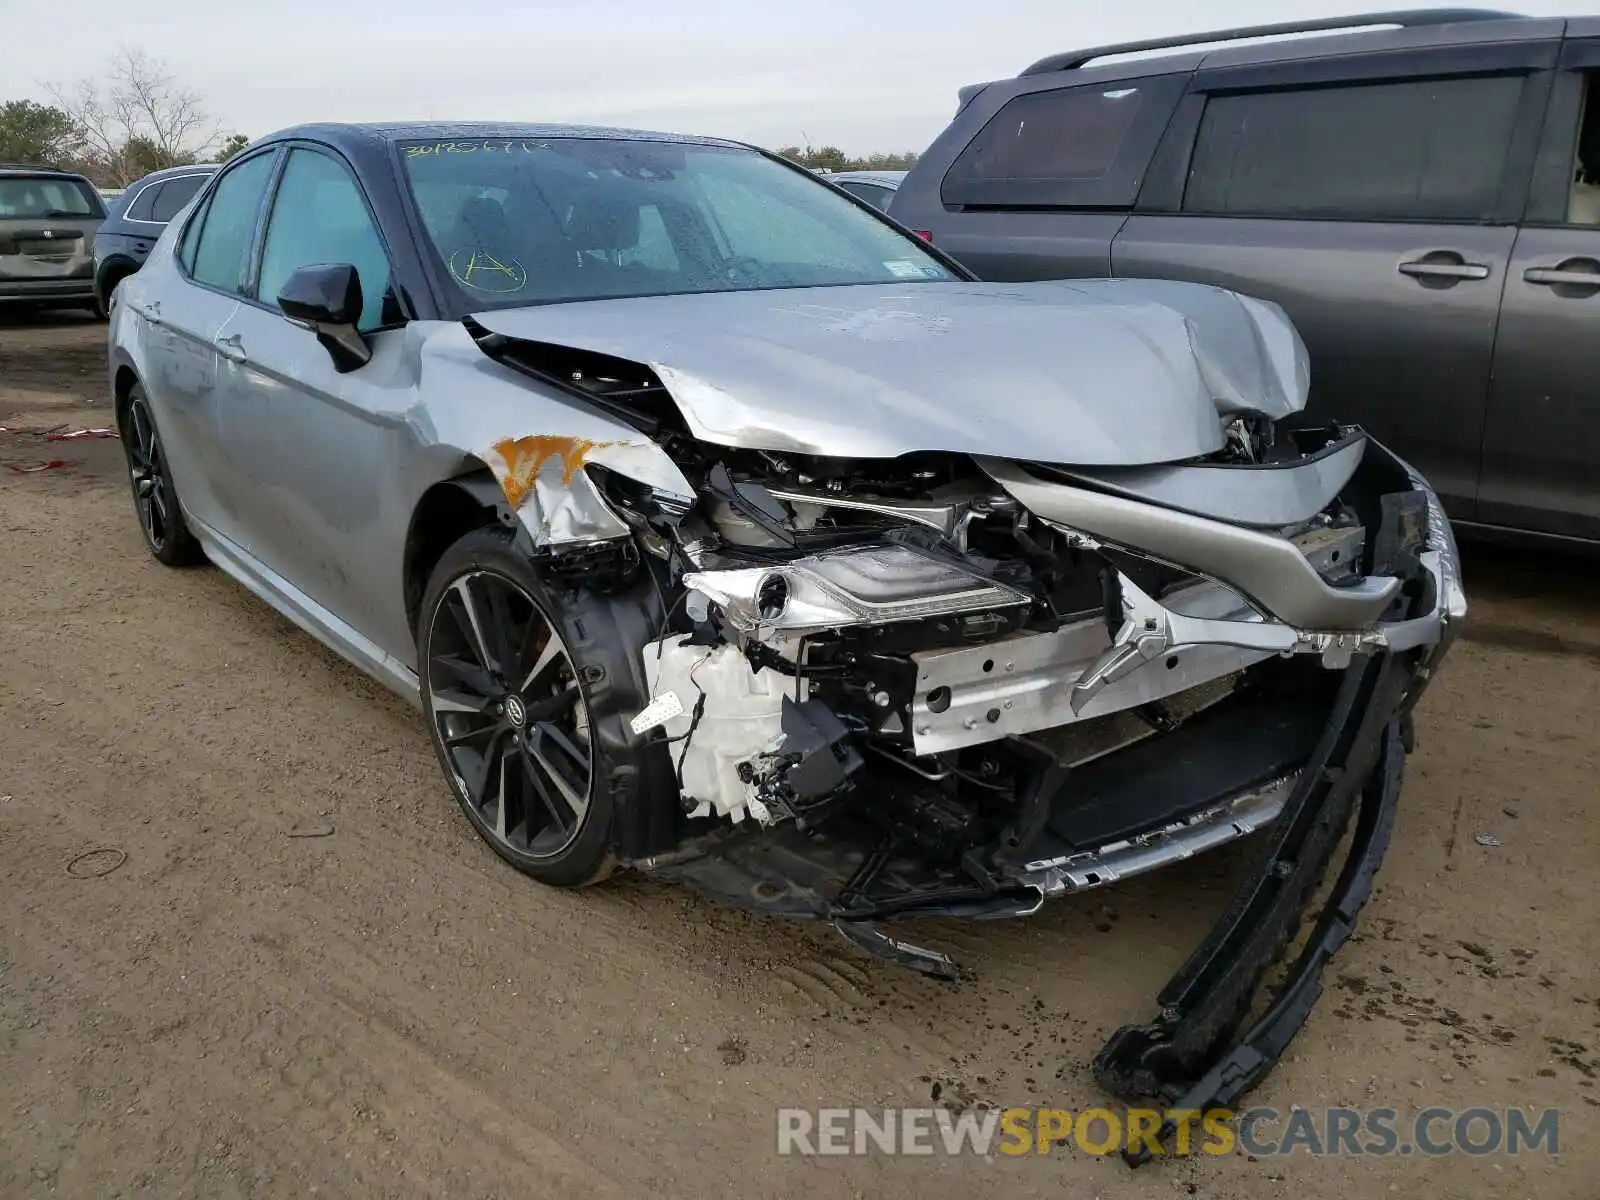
[{"left": 2, "top": 0, "right": 1594, "bottom": 154}]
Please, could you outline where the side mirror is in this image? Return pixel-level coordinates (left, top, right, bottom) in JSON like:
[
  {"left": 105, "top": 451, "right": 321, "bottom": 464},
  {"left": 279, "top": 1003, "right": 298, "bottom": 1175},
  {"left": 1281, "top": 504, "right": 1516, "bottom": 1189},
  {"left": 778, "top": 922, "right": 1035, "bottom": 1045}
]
[{"left": 276, "top": 262, "right": 372, "bottom": 372}]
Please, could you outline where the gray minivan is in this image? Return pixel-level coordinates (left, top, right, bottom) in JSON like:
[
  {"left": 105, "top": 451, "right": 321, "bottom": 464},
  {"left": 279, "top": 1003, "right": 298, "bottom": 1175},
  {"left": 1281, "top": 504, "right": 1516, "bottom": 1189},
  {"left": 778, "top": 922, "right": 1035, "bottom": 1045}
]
[{"left": 891, "top": 9, "right": 1600, "bottom": 547}]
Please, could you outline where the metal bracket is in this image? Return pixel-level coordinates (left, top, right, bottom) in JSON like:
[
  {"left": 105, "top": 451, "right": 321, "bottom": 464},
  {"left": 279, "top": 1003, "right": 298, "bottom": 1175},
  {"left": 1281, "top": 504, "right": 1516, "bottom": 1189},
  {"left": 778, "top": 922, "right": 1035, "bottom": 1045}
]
[{"left": 1069, "top": 573, "right": 1401, "bottom": 715}]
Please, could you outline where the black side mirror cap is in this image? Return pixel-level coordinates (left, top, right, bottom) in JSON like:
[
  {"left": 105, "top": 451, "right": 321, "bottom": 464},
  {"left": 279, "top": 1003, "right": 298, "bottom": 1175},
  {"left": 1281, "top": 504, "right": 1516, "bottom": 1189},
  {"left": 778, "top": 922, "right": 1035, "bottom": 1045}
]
[{"left": 276, "top": 262, "right": 371, "bottom": 372}]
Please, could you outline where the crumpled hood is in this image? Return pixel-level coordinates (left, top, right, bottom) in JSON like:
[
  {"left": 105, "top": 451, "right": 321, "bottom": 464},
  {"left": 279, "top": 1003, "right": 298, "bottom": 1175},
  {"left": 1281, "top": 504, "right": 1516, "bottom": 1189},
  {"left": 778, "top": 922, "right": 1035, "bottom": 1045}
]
[{"left": 469, "top": 278, "right": 1310, "bottom": 466}]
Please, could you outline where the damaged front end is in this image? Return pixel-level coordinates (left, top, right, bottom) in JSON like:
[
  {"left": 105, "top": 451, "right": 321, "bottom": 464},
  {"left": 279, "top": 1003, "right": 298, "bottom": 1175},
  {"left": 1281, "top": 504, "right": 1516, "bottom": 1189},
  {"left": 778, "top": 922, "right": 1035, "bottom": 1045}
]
[{"left": 461, "top": 305, "right": 1463, "bottom": 1158}]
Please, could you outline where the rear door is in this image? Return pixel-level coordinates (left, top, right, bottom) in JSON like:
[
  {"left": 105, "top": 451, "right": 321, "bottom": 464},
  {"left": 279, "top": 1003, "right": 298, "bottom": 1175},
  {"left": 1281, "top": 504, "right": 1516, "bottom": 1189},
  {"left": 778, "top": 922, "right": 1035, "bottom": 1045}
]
[
  {"left": 137, "top": 150, "right": 279, "bottom": 545},
  {"left": 1111, "top": 39, "right": 1557, "bottom": 521},
  {"left": 888, "top": 70, "right": 1188, "bottom": 279},
  {"left": 1478, "top": 35, "right": 1600, "bottom": 542}
]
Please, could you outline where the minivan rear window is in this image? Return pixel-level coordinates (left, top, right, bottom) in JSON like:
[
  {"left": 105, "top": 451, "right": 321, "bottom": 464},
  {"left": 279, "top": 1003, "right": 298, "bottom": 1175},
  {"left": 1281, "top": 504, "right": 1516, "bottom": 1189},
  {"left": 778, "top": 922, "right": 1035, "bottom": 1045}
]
[
  {"left": 941, "top": 75, "right": 1185, "bottom": 209},
  {"left": 0, "top": 175, "right": 103, "bottom": 220}
]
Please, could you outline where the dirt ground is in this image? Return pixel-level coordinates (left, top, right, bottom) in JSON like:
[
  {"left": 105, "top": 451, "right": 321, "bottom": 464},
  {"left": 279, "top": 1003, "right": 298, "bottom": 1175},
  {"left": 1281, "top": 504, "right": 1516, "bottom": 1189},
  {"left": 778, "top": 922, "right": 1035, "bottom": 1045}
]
[{"left": 0, "top": 312, "right": 1595, "bottom": 1199}]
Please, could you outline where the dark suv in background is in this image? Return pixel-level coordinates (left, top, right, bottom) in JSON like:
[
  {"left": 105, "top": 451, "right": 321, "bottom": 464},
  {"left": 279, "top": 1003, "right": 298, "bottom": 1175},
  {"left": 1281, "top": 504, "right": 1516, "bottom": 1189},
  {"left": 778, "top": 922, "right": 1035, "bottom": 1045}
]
[
  {"left": 0, "top": 164, "right": 107, "bottom": 315},
  {"left": 93, "top": 163, "right": 218, "bottom": 313},
  {"left": 891, "top": 9, "right": 1600, "bottom": 547}
]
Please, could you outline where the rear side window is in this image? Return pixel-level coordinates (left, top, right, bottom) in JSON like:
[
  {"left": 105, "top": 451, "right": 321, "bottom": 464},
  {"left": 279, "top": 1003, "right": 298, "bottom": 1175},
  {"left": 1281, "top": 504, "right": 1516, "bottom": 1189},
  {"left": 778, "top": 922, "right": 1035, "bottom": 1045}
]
[
  {"left": 189, "top": 153, "right": 276, "bottom": 293},
  {"left": 839, "top": 181, "right": 893, "bottom": 210},
  {"left": 941, "top": 75, "right": 1184, "bottom": 209},
  {"left": 125, "top": 181, "right": 162, "bottom": 222},
  {"left": 1184, "top": 75, "right": 1525, "bottom": 222},
  {"left": 150, "top": 174, "right": 209, "bottom": 223}
]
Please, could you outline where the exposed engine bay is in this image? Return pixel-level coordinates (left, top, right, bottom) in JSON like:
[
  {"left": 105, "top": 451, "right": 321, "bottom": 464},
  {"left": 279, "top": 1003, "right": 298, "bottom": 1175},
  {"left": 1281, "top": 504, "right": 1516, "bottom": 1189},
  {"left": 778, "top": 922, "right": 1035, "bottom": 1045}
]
[
  {"left": 461, "top": 291, "right": 1464, "bottom": 1159},
  {"left": 484, "top": 356, "right": 1446, "bottom": 910}
]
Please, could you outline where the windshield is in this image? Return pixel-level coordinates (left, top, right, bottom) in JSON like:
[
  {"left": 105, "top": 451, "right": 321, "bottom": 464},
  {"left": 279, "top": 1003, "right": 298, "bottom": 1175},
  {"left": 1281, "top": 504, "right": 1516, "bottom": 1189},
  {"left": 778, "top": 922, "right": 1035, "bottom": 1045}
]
[
  {"left": 0, "top": 176, "right": 103, "bottom": 220},
  {"left": 398, "top": 137, "right": 954, "bottom": 310}
]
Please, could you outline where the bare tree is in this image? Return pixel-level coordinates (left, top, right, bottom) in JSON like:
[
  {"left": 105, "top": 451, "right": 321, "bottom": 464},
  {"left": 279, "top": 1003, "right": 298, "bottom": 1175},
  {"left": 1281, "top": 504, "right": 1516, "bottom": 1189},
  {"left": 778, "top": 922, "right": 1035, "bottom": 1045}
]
[{"left": 47, "top": 48, "right": 218, "bottom": 184}]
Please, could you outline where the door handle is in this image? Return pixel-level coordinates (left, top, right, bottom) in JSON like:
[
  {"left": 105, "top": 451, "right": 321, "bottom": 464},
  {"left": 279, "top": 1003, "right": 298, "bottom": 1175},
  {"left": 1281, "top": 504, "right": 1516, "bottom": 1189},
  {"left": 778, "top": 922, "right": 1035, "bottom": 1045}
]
[
  {"left": 214, "top": 332, "right": 246, "bottom": 363},
  {"left": 1523, "top": 258, "right": 1600, "bottom": 288},
  {"left": 1398, "top": 259, "right": 1490, "bottom": 282}
]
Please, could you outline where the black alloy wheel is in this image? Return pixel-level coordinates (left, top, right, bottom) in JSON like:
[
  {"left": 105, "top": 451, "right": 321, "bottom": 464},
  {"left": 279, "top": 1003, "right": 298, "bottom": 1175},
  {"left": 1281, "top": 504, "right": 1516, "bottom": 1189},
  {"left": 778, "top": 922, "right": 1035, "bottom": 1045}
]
[
  {"left": 121, "top": 384, "right": 202, "bottom": 566},
  {"left": 419, "top": 529, "right": 619, "bottom": 885}
]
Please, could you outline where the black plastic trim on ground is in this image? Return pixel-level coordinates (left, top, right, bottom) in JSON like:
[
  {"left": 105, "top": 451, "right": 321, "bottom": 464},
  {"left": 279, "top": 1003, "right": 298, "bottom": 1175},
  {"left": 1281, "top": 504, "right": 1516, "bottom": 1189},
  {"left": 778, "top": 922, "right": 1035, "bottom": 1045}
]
[{"left": 1090, "top": 652, "right": 1410, "bottom": 1165}]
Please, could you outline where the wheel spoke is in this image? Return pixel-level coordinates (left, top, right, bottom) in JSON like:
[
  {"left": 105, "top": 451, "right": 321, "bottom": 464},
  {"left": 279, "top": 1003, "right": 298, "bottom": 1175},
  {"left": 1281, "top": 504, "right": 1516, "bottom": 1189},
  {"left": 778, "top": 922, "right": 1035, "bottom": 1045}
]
[
  {"left": 443, "top": 721, "right": 499, "bottom": 749},
  {"left": 431, "top": 653, "right": 498, "bottom": 699},
  {"left": 494, "top": 749, "right": 510, "bottom": 839},
  {"left": 523, "top": 687, "right": 578, "bottom": 723},
  {"left": 520, "top": 629, "right": 563, "bottom": 694},
  {"left": 430, "top": 688, "right": 493, "bottom": 716},
  {"left": 133, "top": 404, "right": 157, "bottom": 464},
  {"left": 537, "top": 720, "right": 589, "bottom": 774},
  {"left": 481, "top": 576, "right": 521, "bottom": 683},
  {"left": 449, "top": 578, "right": 497, "bottom": 676},
  {"left": 460, "top": 729, "right": 509, "bottom": 812},
  {"left": 528, "top": 731, "right": 587, "bottom": 820},
  {"left": 521, "top": 743, "right": 574, "bottom": 832}
]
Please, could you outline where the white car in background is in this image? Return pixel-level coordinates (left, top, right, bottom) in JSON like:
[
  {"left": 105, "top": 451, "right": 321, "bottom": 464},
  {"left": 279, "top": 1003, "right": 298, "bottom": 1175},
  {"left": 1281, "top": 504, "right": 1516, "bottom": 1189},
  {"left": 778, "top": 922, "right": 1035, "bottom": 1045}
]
[{"left": 820, "top": 170, "right": 907, "bottom": 210}]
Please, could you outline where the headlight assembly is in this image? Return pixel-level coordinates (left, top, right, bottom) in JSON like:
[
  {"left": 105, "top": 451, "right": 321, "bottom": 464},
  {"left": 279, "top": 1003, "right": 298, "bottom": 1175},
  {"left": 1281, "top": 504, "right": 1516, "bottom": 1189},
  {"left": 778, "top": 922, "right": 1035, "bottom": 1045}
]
[{"left": 684, "top": 544, "right": 1029, "bottom": 635}]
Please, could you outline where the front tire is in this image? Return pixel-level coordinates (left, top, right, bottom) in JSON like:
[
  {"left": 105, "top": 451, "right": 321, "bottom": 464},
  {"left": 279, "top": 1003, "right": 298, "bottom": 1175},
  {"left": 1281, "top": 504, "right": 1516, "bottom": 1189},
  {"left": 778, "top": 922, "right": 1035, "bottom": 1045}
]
[
  {"left": 120, "top": 383, "right": 203, "bottom": 566},
  {"left": 417, "top": 527, "right": 623, "bottom": 887}
]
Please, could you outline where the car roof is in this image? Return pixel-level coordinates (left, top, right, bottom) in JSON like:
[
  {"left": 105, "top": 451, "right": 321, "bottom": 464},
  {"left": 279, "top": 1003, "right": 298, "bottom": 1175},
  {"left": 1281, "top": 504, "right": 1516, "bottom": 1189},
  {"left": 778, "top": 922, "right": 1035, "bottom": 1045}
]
[
  {"left": 1013, "top": 8, "right": 1550, "bottom": 77},
  {"left": 254, "top": 121, "right": 750, "bottom": 154},
  {"left": 0, "top": 164, "right": 95, "bottom": 181},
  {"left": 126, "top": 163, "right": 219, "bottom": 185},
  {"left": 823, "top": 171, "right": 907, "bottom": 186}
]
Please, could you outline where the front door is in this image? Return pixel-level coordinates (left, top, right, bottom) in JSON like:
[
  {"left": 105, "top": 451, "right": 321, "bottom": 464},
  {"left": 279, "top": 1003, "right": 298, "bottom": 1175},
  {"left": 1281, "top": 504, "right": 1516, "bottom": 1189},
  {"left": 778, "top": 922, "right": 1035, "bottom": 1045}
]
[
  {"left": 1479, "top": 43, "right": 1600, "bottom": 542},
  {"left": 211, "top": 144, "right": 419, "bottom": 663}
]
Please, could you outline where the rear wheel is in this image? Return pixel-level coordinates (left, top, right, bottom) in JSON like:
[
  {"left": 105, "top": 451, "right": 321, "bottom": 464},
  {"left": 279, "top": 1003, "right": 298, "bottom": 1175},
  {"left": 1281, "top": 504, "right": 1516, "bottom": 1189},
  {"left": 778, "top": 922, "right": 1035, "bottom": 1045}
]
[
  {"left": 121, "top": 383, "right": 203, "bottom": 566},
  {"left": 417, "top": 527, "right": 618, "bottom": 887}
]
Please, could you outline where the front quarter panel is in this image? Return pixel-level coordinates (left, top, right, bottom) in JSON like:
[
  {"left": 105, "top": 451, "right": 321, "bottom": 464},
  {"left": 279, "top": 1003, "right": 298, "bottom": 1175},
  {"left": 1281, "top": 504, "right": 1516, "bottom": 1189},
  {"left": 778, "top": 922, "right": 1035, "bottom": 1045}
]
[{"left": 415, "top": 322, "right": 694, "bottom": 550}]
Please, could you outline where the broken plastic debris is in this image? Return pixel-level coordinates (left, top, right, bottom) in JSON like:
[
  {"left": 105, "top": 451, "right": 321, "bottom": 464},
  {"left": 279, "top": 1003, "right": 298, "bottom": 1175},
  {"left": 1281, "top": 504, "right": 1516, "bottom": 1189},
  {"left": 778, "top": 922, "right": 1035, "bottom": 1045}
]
[
  {"left": 1474, "top": 832, "right": 1502, "bottom": 847},
  {"left": 5, "top": 460, "right": 70, "bottom": 473},
  {"left": 46, "top": 427, "right": 118, "bottom": 441},
  {"left": 630, "top": 689, "right": 685, "bottom": 735}
]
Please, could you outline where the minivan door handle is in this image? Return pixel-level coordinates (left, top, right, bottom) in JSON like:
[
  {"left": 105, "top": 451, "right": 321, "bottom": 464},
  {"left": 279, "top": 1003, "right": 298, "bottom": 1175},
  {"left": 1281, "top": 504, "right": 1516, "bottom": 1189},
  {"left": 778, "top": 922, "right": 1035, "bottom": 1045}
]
[
  {"left": 1523, "top": 258, "right": 1600, "bottom": 290},
  {"left": 1398, "top": 255, "right": 1490, "bottom": 282}
]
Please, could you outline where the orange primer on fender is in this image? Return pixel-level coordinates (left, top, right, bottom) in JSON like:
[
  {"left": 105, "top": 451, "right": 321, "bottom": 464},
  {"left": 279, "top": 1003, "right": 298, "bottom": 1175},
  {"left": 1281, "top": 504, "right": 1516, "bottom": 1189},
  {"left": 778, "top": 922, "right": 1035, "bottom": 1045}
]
[{"left": 488, "top": 435, "right": 613, "bottom": 510}]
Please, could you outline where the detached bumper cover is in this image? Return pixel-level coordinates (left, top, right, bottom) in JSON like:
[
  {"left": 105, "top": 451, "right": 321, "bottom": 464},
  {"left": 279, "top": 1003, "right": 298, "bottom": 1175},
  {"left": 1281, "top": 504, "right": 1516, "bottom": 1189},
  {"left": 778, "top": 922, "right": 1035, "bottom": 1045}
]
[
  {"left": 1093, "top": 453, "right": 1464, "bottom": 1164},
  {"left": 1097, "top": 655, "right": 1408, "bottom": 1164}
]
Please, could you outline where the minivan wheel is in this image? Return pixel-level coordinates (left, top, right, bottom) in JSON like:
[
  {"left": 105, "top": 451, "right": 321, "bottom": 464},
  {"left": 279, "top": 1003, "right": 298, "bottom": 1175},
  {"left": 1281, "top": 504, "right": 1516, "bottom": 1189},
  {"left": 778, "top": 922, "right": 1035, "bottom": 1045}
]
[
  {"left": 417, "top": 527, "right": 619, "bottom": 887},
  {"left": 121, "top": 383, "right": 203, "bottom": 566}
]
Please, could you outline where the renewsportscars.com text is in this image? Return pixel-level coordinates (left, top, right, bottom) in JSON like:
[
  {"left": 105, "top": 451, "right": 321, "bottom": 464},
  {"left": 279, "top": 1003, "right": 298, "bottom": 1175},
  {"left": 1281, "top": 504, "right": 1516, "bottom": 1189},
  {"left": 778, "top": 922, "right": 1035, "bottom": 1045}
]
[{"left": 776, "top": 1105, "right": 1560, "bottom": 1158}]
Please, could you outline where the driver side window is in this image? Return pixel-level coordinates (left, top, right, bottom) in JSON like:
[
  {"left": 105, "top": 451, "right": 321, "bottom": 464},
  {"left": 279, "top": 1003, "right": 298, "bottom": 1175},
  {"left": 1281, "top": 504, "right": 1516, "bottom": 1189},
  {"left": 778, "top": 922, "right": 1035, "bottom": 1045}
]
[{"left": 256, "top": 148, "right": 394, "bottom": 332}]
